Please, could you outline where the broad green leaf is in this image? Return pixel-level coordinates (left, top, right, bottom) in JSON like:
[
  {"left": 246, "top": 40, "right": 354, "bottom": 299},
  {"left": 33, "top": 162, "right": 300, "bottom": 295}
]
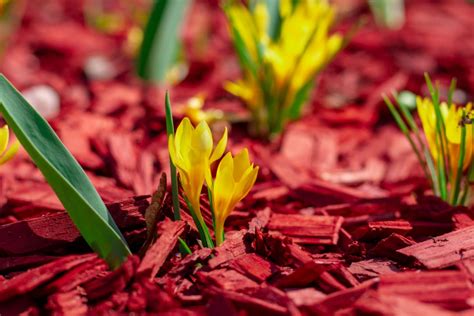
[
  {"left": 0, "top": 74, "right": 131, "bottom": 269},
  {"left": 136, "top": 0, "right": 190, "bottom": 83}
]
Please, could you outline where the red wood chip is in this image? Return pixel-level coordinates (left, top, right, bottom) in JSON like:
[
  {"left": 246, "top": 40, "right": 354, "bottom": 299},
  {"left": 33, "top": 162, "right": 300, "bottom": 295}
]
[
  {"left": 0, "top": 197, "right": 147, "bottom": 255},
  {"left": 229, "top": 253, "right": 278, "bottom": 283},
  {"left": 83, "top": 255, "right": 139, "bottom": 301},
  {"left": 378, "top": 271, "right": 473, "bottom": 310},
  {"left": 268, "top": 213, "right": 343, "bottom": 245},
  {"left": 198, "top": 269, "right": 259, "bottom": 291},
  {"left": 46, "top": 288, "right": 88, "bottom": 315},
  {"left": 398, "top": 225, "right": 474, "bottom": 269},
  {"left": 353, "top": 291, "right": 455, "bottom": 316},
  {"left": 0, "top": 254, "right": 96, "bottom": 302},
  {"left": 349, "top": 259, "right": 399, "bottom": 281},
  {"left": 137, "top": 219, "right": 186, "bottom": 279}
]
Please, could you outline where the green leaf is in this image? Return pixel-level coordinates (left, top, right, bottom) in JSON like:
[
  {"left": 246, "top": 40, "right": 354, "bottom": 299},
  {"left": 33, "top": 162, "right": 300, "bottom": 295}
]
[
  {"left": 287, "top": 79, "right": 315, "bottom": 120},
  {"left": 0, "top": 74, "right": 131, "bottom": 269},
  {"left": 137, "top": 0, "right": 191, "bottom": 83},
  {"left": 452, "top": 117, "right": 466, "bottom": 205},
  {"left": 264, "top": 0, "right": 281, "bottom": 40},
  {"left": 165, "top": 92, "right": 181, "bottom": 220}
]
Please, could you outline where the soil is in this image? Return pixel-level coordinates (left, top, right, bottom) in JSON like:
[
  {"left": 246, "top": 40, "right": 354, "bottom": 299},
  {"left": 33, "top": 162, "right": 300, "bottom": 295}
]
[{"left": 0, "top": 0, "right": 474, "bottom": 314}]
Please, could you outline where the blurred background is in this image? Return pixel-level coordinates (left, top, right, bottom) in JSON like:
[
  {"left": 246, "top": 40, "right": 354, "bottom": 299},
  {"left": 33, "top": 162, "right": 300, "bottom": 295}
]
[{"left": 0, "top": 0, "right": 473, "bottom": 211}]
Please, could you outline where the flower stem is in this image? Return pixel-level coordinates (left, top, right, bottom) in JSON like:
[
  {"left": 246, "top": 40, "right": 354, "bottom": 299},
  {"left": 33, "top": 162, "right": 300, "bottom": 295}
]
[{"left": 215, "top": 223, "right": 225, "bottom": 246}]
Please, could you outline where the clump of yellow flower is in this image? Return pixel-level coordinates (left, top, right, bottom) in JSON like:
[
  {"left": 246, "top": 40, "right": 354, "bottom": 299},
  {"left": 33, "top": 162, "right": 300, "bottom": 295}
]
[
  {"left": 417, "top": 97, "right": 473, "bottom": 179},
  {"left": 206, "top": 149, "right": 259, "bottom": 245},
  {"left": 0, "top": 125, "right": 18, "bottom": 165},
  {"left": 224, "top": 0, "right": 344, "bottom": 137},
  {"left": 168, "top": 118, "right": 258, "bottom": 246}
]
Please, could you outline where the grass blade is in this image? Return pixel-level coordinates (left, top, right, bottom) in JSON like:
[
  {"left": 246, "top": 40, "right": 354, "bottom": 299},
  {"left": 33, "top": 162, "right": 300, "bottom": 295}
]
[
  {"left": 384, "top": 95, "right": 430, "bottom": 181},
  {"left": 136, "top": 0, "right": 190, "bottom": 83},
  {"left": 452, "top": 120, "right": 466, "bottom": 205},
  {"left": 165, "top": 92, "right": 181, "bottom": 220},
  {"left": 393, "top": 92, "right": 439, "bottom": 192},
  {"left": 184, "top": 197, "right": 214, "bottom": 248},
  {"left": 0, "top": 74, "right": 130, "bottom": 269}
]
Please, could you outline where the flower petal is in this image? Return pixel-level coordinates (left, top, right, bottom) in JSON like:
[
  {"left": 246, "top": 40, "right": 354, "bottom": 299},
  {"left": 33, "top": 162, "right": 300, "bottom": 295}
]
[
  {"left": 0, "top": 139, "right": 19, "bottom": 165},
  {"left": 175, "top": 117, "right": 193, "bottom": 156},
  {"left": 233, "top": 148, "right": 251, "bottom": 181},
  {"left": 213, "top": 153, "right": 235, "bottom": 221},
  {"left": 210, "top": 127, "right": 228, "bottom": 163},
  {"left": 193, "top": 121, "right": 213, "bottom": 158},
  {"left": 0, "top": 125, "right": 9, "bottom": 156}
]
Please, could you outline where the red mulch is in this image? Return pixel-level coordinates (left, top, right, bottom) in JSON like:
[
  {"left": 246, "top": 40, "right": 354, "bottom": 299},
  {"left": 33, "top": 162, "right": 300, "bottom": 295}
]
[{"left": 0, "top": 0, "right": 474, "bottom": 314}]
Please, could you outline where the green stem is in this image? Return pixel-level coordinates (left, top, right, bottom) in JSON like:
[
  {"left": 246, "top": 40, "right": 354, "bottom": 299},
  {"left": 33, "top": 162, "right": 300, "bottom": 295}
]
[
  {"left": 178, "top": 237, "right": 192, "bottom": 255},
  {"left": 185, "top": 197, "right": 214, "bottom": 248},
  {"left": 215, "top": 223, "right": 225, "bottom": 246}
]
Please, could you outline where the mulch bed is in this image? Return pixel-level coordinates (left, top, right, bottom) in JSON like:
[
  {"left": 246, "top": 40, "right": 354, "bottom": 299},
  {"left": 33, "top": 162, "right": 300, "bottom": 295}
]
[{"left": 1, "top": 0, "right": 474, "bottom": 314}]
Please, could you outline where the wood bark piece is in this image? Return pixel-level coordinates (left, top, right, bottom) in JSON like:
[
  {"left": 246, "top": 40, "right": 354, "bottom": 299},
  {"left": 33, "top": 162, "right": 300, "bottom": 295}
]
[
  {"left": 0, "top": 197, "right": 147, "bottom": 255},
  {"left": 204, "top": 285, "right": 289, "bottom": 316},
  {"left": 398, "top": 225, "right": 474, "bottom": 269},
  {"left": 371, "top": 233, "right": 415, "bottom": 261},
  {"left": 0, "top": 254, "right": 96, "bottom": 302},
  {"left": 137, "top": 219, "right": 186, "bottom": 279},
  {"left": 40, "top": 257, "right": 108, "bottom": 295},
  {"left": 378, "top": 271, "right": 473, "bottom": 310},
  {"left": 352, "top": 220, "right": 413, "bottom": 241},
  {"left": 353, "top": 291, "right": 456, "bottom": 316},
  {"left": 229, "top": 253, "right": 278, "bottom": 283},
  {"left": 83, "top": 255, "right": 139, "bottom": 301},
  {"left": 268, "top": 214, "right": 343, "bottom": 245},
  {"left": 46, "top": 288, "right": 88, "bottom": 316},
  {"left": 208, "top": 230, "right": 247, "bottom": 269},
  {"left": 349, "top": 259, "right": 399, "bottom": 281},
  {"left": 0, "top": 255, "right": 58, "bottom": 273},
  {"left": 312, "top": 279, "right": 378, "bottom": 315},
  {"left": 197, "top": 269, "right": 259, "bottom": 291},
  {"left": 274, "top": 261, "right": 332, "bottom": 289}
]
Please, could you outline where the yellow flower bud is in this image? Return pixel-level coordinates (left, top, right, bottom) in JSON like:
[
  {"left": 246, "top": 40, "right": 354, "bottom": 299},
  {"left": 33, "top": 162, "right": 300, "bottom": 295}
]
[{"left": 207, "top": 149, "right": 258, "bottom": 245}]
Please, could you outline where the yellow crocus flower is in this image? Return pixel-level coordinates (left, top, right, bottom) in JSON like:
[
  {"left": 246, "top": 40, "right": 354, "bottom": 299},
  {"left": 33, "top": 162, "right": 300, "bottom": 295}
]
[
  {"left": 207, "top": 149, "right": 258, "bottom": 245},
  {"left": 0, "top": 125, "right": 19, "bottom": 165},
  {"left": 168, "top": 118, "right": 227, "bottom": 225},
  {"left": 417, "top": 97, "right": 473, "bottom": 178}
]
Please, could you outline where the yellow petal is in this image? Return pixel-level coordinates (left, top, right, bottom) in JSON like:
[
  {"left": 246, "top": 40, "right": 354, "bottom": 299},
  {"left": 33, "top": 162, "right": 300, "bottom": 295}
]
[
  {"left": 233, "top": 149, "right": 251, "bottom": 181},
  {"left": 210, "top": 127, "right": 228, "bottom": 163},
  {"left": 0, "top": 140, "right": 19, "bottom": 165},
  {"left": 0, "top": 125, "right": 9, "bottom": 155},
  {"left": 175, "top": 118, "right": 193, "bottom": 157},
  {"left": 193, "top": 121, "right": 213, "bottom": 158},
  {"left": 446, "top": 106, "right": 461, "bottom": 144},
  {"left": 226, "top": 165, "right": 259, "bottom": 220},
  {"left": 213, "top": 153, "right": 235, "bottom": 220}
]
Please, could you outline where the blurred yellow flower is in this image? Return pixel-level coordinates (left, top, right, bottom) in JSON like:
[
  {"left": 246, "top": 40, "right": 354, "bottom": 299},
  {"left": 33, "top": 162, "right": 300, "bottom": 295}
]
[
  {"left": 225, "top": 0, "right": 344, "bottom": 136},
  {"left": 168, "top": 118, "right": 227, "bottom": 225},
  {"left": 0, "top": 125, "right": 19, "bottom": 165},
  {"left": 207, "top": 149, "right": 258, "bottom": 245},
  {"left": 182, "top": 95, "right": 224, "bottom": 125}
]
